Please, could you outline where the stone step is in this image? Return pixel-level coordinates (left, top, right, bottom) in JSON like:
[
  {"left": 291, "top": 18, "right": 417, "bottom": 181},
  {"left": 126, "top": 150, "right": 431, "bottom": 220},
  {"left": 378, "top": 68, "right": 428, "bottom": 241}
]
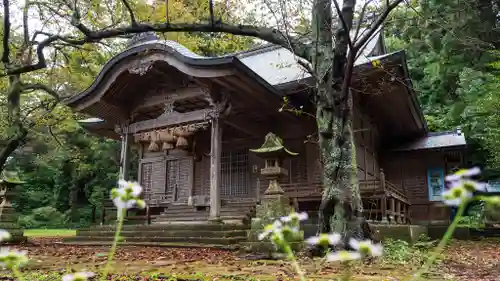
[
  {"left": 76, "top": 229, "right": 248, "bottom": 238},
  {"left": 155, "top": 214, "right": 249, "bottom": 221},
  {"left": 161, "top": 208, "right": 252, "bottom": 215},
  {"left": 62, "top": 241, "right": 238, "bottom": 250},
  {"left": 164, "top": 205, "right": 255, "bottom": 211},
  {"left": 64, "top": 235, "right": 246, "bottom": 245},
  {"left": 80, "top": 223, "right": 249, "bottom": 232}
]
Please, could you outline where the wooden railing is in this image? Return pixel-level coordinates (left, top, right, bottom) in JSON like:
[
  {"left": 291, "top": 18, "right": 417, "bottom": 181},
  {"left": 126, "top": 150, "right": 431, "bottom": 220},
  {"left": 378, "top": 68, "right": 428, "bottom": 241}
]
[
  {"left": 359, "top": 171, "right": 410, "bottom": 224},
  {"left": 279, "top": 173, "right": 410, "bottom": 224}
]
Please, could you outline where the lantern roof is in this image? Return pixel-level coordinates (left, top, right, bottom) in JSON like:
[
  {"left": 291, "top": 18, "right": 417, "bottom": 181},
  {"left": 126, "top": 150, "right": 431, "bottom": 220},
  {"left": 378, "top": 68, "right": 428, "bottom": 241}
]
[
  {"left": 0, "top": 171, "right": 24, "bottom": 185},
  {"left": 249, "top": 132, "right": 298, "bottom": 157}
]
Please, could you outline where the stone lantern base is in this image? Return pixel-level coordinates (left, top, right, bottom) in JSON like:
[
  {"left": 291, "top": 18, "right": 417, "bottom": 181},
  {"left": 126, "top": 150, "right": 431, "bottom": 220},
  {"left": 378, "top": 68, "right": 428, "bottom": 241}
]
[
  {"left": 245, "top": 194, "right": 303, "bottom": 254},
  {"left": 0, "top": 207, "right": 26, "bottom": 244}
]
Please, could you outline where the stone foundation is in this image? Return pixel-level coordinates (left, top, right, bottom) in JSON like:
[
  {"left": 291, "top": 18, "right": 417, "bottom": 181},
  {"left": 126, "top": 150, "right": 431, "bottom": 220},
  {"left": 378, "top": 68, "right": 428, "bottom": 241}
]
[
  {"left": 0, "top": 208, "right": 26, "bottom": 244},
  {"left": 246, "top": 194, "right": 303, "bottom": 253},
  {"left": 371, "top": 224, "right": 428, "bottom": 243}
]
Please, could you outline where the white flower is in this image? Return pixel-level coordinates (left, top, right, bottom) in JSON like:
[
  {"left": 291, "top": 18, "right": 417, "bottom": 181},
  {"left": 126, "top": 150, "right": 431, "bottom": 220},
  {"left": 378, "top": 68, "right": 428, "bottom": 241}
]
[
  {"left": 280, "top": 212, "right": 309, "bottom": 223},
  {"left": 442, "top": 185, "right": 473, "bottom": 206},
  {"left": 118, "top": 180, "right": 143, "bottom": 197},
  {"left": 111, "top": 180, "right": 146, "bottom": 211},
  {"left": 348, "top": 238, "right": 383, "bottom": 257},
  {"left": 462, "top": 180, "right": 487, "bottom": 192},
  {"left": 0, "top": 230, "right": 11, "bottom": 242},
  {"left": 258, "top": 220, "right": 282, "bottom": 241},
  {"left": 0, "top": 248, "right": 28, "bottom": 269},
  {"left": 112, "top": 198, "right": 146, "bottom": 212},
  {"left": 326, "top": 251, "right": 361, "bottom": 262},
  {"left": 305, "top": 233, "right": 342, "bottom": 246},
  {"left": 62, "top": 272, "right": 95, "bottom": 281},
  {"left": 445, "top": 167, "right": 481, "bottom": 182}
]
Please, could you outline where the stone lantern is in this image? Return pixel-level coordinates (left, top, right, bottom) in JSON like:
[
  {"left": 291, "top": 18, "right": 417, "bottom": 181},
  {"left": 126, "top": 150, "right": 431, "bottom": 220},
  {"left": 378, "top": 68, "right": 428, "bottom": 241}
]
[
  {"left": 246, "top": 132, "right": 301, "bottom": 254},
  {"left": 0, "top": 171, "right": 26, "bottom": 243},
  {"left": 250, "top": 132, "right": 298, "bottom": 195}
]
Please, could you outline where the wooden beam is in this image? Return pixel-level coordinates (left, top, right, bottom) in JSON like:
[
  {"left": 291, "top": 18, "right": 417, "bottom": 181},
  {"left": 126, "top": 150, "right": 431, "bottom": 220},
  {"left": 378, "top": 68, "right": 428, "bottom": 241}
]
[
  {"left": 133, "top": 87, "right": 208, "bottom": 112},
  {"left": 128, "top": 108, "right": 213, "bottom": 133}
]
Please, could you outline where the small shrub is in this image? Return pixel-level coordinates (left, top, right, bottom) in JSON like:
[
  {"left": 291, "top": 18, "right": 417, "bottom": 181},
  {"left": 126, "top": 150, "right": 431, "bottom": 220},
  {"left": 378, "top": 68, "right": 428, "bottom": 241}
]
[
  {"left": 382, "top": 238, "right": 427, "bottom": 265},
  {"left": 18, "top": 206, "right": 67, "bottom": 229}
]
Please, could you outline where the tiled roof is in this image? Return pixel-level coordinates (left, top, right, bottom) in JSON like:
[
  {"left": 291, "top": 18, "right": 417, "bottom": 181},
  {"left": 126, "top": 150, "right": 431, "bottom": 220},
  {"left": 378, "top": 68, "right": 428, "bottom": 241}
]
[
  {"left": 393, "top": 129, "right": 466, "bottom": 151},
  {"left": 123, "top": 28, "right": 383, "bottom": 86}
]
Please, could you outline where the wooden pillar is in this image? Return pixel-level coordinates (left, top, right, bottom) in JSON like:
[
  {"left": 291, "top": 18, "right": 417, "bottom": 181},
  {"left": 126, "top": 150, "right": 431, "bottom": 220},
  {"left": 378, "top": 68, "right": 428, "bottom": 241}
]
[
  {"left": 380, "top": 196, "right": 388, "bottom": 223},
  {"left": 406, "top": 204, "right": 410, "bottom": 224},
  {"left": 256, "top": 177, "right": 261, "bottom": 203},
  {"left": 380, "top": 169, "right": 388, "bottom": 223},
  {"left": 146, "top": 205, "right": 151, "bottom": 225},
  {"left": 396, "top": 200, "right": 402, "bottom": 224},
  {"left": 119, "top": 130, "right": 131, "bottom": 181},
  {"left": 209, "top": 118, "right": 222, "bottom": 221},
  {"left": 389, "top": 198, "right": 395, "bottom": 224},
  {"left": 100, "top": 206, "right": 106, "bottom": 226}
]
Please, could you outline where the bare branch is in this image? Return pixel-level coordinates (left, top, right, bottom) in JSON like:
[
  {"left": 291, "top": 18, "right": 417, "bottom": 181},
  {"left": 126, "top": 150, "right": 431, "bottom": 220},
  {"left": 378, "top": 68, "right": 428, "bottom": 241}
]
[
  {"left": 121, "top": 0, "right": 138, "bottom": 26},
  {"left": 4, "top": 22, "right": 311, "bottom": 76},
  {"left": 22, "top": 1, "right": 29, "bottom": 45},
  {"left": 19, "top": 83, "right": 62, "bottom": 101},
  {"left": 1, "top": 0, "right": 11, "bottom": 65},
  {"left": 354, "top": 0, "right": 404, "bottom": 51},
  {"left": 0, "top": 128, "right": 27, "bottom": 170},
  {"left": 332, "top": 0, "right": 353, "bottom": 49},
  {"left": 209, "top": 0, "right": 215, "bottom": 25},
  {"left": 353, "top": 0, "right": 371, "bottom": 42},
  {"left": 48, "top": 125, "right": 64, "bottom": 148},
  {"left": 297, "top": 58, "right": 316, "bottom": 78}
]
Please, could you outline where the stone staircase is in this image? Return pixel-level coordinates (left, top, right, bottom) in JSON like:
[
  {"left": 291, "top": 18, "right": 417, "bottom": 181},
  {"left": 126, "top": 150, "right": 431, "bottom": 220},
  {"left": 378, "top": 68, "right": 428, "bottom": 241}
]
[
  {"left": 64, "top": 223, "right": 249, "bottom": 248},
  {"left": 154, "top": 199, "right": 257, "bottom": 225},
  {"left": 64, "top": 199, "right": 258, "bottom": 248}
]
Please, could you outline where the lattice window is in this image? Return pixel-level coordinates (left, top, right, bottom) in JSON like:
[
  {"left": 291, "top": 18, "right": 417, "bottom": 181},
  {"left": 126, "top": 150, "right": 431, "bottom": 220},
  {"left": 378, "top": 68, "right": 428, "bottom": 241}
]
[
  {"left": 166, "top": 160, "right": 178, "bottom": 200},
  {"left": 141, "top": 162, "right": 153, "bottom": 200},
  {"left": 221, "top": 150, "right": 249, "bottom": 197}
]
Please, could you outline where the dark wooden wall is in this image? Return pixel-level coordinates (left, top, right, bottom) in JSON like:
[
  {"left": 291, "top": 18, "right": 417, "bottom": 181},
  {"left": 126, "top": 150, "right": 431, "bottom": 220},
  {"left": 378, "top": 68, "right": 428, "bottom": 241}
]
[
  {"left": 136, "top": 100, "right": 389, "bottom": 203},
  {"left": 381, "top": 149, "right": 463, "bottom": 224}
]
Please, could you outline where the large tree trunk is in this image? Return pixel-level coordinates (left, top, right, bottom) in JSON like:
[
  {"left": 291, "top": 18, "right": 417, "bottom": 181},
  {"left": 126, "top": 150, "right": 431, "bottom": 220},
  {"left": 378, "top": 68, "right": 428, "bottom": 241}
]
[
  {"left": 312, "top": 0, "right": 371, "bottom": 241},
  {"left": 0, "top": 75, "right": 27, "bottom": 174}
]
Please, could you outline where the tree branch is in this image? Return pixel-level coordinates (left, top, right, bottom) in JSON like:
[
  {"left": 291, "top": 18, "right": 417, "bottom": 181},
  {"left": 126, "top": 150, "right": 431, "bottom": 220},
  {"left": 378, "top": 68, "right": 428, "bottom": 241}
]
[
  {"left": 121, "top": 0, "right": 137, "bottom": 26},
  {"left": 22, "top": 1, "right": 29, "bottom": 46},
  {"left": 4, "top": 22, "right": 311, "bottom": 76},
  {"left": 332, "top": 0, "right": 353, "bottom": 49},
  {"left": 209, "top": 0, "right": 215, "bottom": 25},
  {"left": 353, "top": 0, "right": 404, "bottom": 51},
  {"left": 19, "top": 83, "right": 62, "bottom": 101},
  {"left": 1, "top": 0, "right": 11, "bottom": 65},
  {"left": 0, "top": 128, "right": 27, "bottom": 171}
]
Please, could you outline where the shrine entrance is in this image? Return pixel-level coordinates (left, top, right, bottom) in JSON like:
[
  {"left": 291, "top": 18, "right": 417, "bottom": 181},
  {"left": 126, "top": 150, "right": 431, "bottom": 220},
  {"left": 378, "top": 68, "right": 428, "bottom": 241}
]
[
  {"left": 139, "top": 154, "right": 194, "bottom": 206},
  {"left": 165, "top": 155, "right": 194, "bottom": 204}
]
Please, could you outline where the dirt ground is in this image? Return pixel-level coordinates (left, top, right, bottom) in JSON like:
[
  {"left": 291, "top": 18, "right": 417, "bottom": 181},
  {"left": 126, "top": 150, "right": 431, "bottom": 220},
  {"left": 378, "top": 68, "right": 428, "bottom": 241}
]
[{"left": 3, "top": 237, "right": 500, "bottom": 280}]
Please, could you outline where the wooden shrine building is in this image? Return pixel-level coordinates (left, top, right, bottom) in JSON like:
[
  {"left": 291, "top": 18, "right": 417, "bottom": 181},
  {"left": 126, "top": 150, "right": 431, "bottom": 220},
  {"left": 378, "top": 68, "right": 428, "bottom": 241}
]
[{"left": 64, "top": 32, "right": 467, "bottom": 226}]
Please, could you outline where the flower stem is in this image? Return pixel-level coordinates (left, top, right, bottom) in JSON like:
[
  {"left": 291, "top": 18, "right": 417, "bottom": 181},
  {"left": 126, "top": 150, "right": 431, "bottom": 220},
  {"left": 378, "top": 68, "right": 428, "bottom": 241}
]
[
  {"left": 284, "top": 244, "right": 306, "bottom": 281},
  {"left": 101, "top": 208, "right": 125, "bottom": 281},
  {"left": 412, "top": 202, "right": 467, "bottom": 280},
  {"left": 12, "top": 266, "right": 23, "bottom": 281}
]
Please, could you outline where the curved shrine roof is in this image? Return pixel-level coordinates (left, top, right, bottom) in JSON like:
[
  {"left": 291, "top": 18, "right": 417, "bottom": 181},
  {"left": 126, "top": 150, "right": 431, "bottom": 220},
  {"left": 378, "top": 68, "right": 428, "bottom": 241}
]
[{"left": 66, "top": 30, "right": 435, "bottom": 143}]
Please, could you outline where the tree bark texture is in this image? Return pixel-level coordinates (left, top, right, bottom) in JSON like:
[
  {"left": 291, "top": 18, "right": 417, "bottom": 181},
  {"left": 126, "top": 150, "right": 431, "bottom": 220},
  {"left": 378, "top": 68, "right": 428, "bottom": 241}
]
[
  {"left": 312, "top": 0, "right": 370, "bottom": 241},
  {"left": 0, "top": 75, "right": 27, "bottom": 174}
]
